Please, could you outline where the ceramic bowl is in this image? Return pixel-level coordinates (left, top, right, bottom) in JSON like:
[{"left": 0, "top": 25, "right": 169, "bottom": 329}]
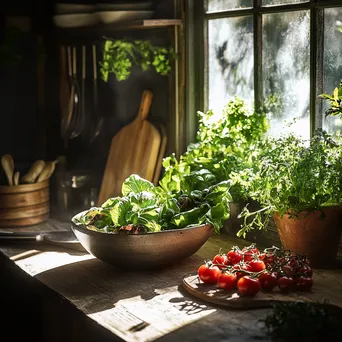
[{"left": 71, "top": 211, "right": 213, "bottom": 270}]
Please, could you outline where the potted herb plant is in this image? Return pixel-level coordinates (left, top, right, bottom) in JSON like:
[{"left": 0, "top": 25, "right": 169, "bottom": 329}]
[
  {"left": 160, "top": 96, "right": 269, "bottom": 233},
  {"left": 236, "top": 129, "right": 342, "bottom": 267}
]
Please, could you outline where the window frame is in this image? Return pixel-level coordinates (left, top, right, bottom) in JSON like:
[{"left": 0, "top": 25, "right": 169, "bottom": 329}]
[{"left": 190, "top": 0, "right": 342, "bottom": 138}]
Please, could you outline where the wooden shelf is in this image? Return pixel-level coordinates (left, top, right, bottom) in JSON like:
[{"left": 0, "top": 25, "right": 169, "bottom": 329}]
[
  {"left": 55, "top": 19, "right": 182, "bottom": 39},
  {"left": 110, "top": 18, "right": 182, "bottom": 30}
]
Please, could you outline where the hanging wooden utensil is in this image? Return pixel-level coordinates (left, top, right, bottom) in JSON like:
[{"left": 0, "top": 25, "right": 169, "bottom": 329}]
[
  {"left": 61, "top": 46, "right": 74, "bottom": 146},
  {"left": 89, "top": 44, "right": 103, "bottom": 143},
  {"left": 68, "top": 45, "right": 82, "bottom": 139},
  {"left": 97, "top": 90, "right": 161, "bottom": 205}
]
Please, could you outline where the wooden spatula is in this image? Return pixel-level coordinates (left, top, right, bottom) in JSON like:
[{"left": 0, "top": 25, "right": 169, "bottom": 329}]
[{"left": 97, "top": 90, "right": 161, "bottom": 205}]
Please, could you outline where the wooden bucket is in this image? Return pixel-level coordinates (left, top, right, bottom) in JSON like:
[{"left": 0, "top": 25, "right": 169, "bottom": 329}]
[{"left": 0, "top": 180, "right": 49, "bottom": 227}]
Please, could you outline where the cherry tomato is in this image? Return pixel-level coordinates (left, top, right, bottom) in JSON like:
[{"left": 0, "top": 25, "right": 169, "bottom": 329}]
[
  {"left": 294, "top": 277, "right": 313, "bottom": 292},
  {"left": 242, "top": 250, "right": 254, "bottom": 262},
  {"left": 272, "top": 271, "right": 279, "bottom": 279},
  {"left": 258, "top": 272, "right": 278, "bottom": 291},
  {"left": 262, "top": 254, "right": 276, "bottom": 266},
  {"left": 212, "top": 254, "right": 228, "bottom": 269},
  {"left": 242, "top": 245, "right": 260, "bottom": 255},
  {"left": 198, "top": 264, "right": 221, "bottom": 284},
  {"left": 217, "top": 272, "right": 237, "bottom": 291},
  {"left": 249, "top": 260, "right": 266, "bottom": 273},
  {"left": 295, "top": 265, "right": 313, "bottom": 277},
  {"left": 289, "top": 257, "right": 299, "bottom": 269},
  {"left": 281, "top": 265, "right": 294, "bottom": 278},
  {"left": 278, "top": 276, "right": 294, "bottom": 292},
  {"left": 237, "top": 276, "right": 260, "bottom": 297},
  {"left": 233, "top": 263, "right": 252, "bottom": 279},
  {"left": 227, "top": 249, "right": 242, "bottom": 265}
]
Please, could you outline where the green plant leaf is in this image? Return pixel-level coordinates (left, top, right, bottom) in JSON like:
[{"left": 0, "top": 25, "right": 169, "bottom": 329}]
[
  {"left": 121, "top": 174, "right": 155, "bottom": 196},
  {"left": 110, "top": 199, "right": 132, "bottom": 227}
]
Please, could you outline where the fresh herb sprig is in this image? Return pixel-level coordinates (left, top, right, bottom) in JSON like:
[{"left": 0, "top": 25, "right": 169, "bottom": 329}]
[
  {"left": 319, "top": 80, "right": 342, "bottom": 118},
  {"left": 261, "top": 301, "right": 342, "bottom": 342},
  {"left": 100, "top": 39, "right": 174, "bottom": 82}
]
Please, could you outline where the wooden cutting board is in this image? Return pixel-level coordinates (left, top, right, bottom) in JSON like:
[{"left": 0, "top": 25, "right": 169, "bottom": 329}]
[
  {"left": 182, "top": 272, "right": 342, "bottom": 310},
  {"left": 98, "top": 90, "right": 161, "bottom": 205}
]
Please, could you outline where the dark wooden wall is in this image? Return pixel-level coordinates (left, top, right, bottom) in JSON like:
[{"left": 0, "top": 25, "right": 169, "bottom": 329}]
[{"left": 1, "top": 0, "right": 175, "bottom": 205}]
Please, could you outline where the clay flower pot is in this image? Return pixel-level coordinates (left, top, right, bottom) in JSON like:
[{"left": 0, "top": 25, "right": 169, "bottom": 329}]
[{"left": 274, "top": 207, "right": 342, "bottom": 267}]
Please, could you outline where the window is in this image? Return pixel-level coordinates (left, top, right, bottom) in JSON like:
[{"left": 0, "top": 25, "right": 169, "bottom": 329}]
[{"left": 202, "top": 0, "right": 342, "bottom": 138}]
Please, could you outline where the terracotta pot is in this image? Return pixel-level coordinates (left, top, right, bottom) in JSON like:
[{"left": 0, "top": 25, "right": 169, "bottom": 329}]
[{"left": 274, "top": 207, "right": 342, "bottom": 267}]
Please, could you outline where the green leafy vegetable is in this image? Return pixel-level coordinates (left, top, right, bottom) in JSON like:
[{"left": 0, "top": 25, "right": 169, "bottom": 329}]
[
  {"left": 161, "top": 96, "right": 269, "bottom": 203},
  {"left": 121, "top": 174, "right": 155, "bottom": 196},
  {"left": 73, "top": 173, "right": 232, "bottom": 234},
  {"left": 110, "top": 198, "right": 132, "bottom": 227}
]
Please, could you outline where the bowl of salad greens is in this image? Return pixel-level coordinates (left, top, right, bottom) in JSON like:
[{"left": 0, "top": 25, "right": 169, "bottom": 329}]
[{"left": 71, "top": 174, "right": 232, "bottom": 269}]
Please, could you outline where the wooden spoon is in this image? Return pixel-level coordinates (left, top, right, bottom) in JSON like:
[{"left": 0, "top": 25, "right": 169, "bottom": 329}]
[
  {"left": 36, "top": 160, "right": 57, "bottom": 183},
  {"left": 13, "top": 171, "right": 20, "bottom": 186},
  {"left": 21, "top": 160, "right": 46, "bottom": 184},
  {"left": 1, "top": 154, "right": 14, "bottom": 186}
]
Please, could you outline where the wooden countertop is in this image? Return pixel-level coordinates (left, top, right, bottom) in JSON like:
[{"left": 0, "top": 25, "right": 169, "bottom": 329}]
[{"left": 0, "top": 220, "right": 341, "bottom": 342}]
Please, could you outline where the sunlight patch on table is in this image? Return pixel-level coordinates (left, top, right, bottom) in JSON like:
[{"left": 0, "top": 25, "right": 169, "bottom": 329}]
[
  {"left": 14, "top": 251, "right": 94, "bottom": 276},
  {"left": 88, "top": 285, "right": 216, "bottom": 342},
  {"left": 10, "top": 249, "right": 42, "bottom": 262}
]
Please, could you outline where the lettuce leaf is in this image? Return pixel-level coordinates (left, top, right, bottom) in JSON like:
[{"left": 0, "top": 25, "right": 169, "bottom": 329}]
[{"left": 121, "top": 174, "right": 155, "bottom": 196}]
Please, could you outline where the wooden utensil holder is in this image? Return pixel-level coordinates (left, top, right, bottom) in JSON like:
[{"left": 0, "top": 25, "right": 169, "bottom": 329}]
[{"left": 0, "top": 180, "right": 49, "bottom": 227}]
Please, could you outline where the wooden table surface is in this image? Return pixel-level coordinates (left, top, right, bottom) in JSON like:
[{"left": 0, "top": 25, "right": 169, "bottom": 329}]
[{"left": 0, "top": 220, "right": 341, "bottom": 342}]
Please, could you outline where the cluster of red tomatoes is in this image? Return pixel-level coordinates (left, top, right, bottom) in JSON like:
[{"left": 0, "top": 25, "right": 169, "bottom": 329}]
[{"left": 197, "top": 244, "right": 313, "bottom": 297}]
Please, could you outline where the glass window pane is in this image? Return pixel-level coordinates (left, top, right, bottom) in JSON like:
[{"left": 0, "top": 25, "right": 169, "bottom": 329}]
[
  {"left": 263, "top": 11, "right": 310, "bottom": 138},
  {"left": 322, "top": 8, "right": 342, "bottom": 135},
  {"left": 208, "top": 0, "right": 252, "bottom": 12},
  {"left": 263, "top": 0, "right": 308, "bottom": 5},
  {"left": 208, "top": 16, "right": 254, "bottom": 112}
]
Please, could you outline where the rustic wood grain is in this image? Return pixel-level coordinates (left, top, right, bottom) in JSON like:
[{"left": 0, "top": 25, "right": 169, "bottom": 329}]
[
  {"left": 0, "top": 225, "right": 341, "bottom": 342},
  {"left": 0, "top": 180, "right": 50, "bottom": 227},
  {"left": 182, "top": 272, "right": 342, "bottom": 310},
  {"left": 97, "top": 90, "right": 161, "bottom": 205}
]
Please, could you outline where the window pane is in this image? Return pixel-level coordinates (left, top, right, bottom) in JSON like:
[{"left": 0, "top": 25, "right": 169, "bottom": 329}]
[
  {"left": 263, "top": 0, "right": 308, "bottom": 5},
  {"left": 208, "top": 0, "right": 252, "bottom": 12},
  {"left": 263, "top": 11, "right": 310, "bottom": 138},
  {"left": 322, "top": 8, "right": 342, "bottom": 135},
  {"left": 208, "top": 16, "right": 254, "bottom": 112}
]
